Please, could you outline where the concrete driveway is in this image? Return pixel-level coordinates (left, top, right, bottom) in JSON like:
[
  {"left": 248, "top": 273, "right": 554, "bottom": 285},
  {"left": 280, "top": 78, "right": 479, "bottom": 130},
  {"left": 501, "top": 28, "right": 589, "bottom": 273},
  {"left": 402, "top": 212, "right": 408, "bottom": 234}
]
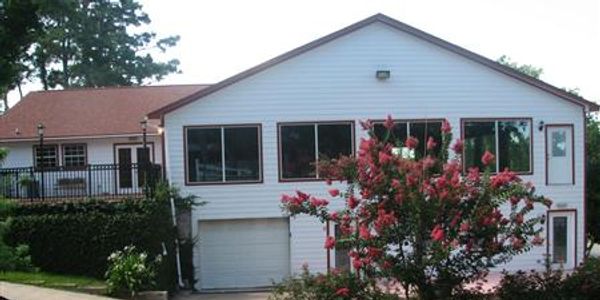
[
  {"left": 173, "top": 291, "right": 269, "bottom": 300},
  {"left": 0, "top": 281, "right": 116, "bottom": 300}
]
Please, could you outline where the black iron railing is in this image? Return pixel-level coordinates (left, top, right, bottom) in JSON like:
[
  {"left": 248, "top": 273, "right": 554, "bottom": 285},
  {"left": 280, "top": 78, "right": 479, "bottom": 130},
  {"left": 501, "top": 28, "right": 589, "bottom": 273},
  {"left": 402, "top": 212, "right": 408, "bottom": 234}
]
[{"left": 0, "top": 163, "right": 162, "bottom": 201}]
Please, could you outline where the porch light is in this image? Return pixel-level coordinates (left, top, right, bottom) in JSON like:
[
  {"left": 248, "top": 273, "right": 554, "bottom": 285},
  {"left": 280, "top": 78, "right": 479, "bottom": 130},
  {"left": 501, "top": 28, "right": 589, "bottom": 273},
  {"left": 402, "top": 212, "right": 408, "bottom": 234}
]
[
  {"left": 538, "top": 120, "right": 545, "bottom": 132},
  {"left": 375, "top": 70, "right": 391, "bottom": 80},
  {"left": 37, "top": 123, "right": 45, "bottom": 136}
]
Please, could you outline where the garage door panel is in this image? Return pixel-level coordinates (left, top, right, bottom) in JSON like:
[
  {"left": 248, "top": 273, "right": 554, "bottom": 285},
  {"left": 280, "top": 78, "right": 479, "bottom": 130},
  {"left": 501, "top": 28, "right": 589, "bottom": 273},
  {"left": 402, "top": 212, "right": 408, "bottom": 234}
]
[{"left": 198, "top": 218, "right": 290, "bottom": 290}]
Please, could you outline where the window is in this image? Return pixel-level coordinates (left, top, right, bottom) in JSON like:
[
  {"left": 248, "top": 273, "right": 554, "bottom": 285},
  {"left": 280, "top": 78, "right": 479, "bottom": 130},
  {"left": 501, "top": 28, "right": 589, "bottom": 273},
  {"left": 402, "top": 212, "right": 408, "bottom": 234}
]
[
  {"left": 34, "top": 145, "right": 58, "bottom": 168},
  {"left": 552, "top": 216, "right": 568, "bottom": 263},
  {"left": 463, "top": 119, "right": 531, "bottom": 173},
  {"left": 63, "top": 144, "right": 87, "bottom": 168},
  {"left": 186, "top": 125, "right": 261, "bottom": 184},
  {"left": 373, "top": 120, "right": 442, "bottom": 159},
  {"left": 279, "top": 122, "right": 353, "bottom": 180},
  {"left": 334, "top": 225, "right": 351, "bottom": 271}
]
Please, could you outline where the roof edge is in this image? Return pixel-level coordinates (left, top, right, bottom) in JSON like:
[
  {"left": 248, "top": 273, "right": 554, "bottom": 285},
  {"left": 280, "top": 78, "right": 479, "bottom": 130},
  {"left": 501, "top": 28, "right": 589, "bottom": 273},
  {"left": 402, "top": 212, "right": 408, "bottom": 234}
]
[{"left": 149, "top": 13, "right": 598, "bottom": 117}]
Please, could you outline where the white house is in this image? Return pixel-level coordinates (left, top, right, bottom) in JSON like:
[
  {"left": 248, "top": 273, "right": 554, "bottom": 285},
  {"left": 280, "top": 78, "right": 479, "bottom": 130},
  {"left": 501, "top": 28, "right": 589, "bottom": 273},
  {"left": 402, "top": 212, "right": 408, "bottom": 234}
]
[
  {"left": 147, "top": 14, "right": 598, "bottom": 291},
  {"left": 0, "top": 85, "right": 207, "bottom": 199}
]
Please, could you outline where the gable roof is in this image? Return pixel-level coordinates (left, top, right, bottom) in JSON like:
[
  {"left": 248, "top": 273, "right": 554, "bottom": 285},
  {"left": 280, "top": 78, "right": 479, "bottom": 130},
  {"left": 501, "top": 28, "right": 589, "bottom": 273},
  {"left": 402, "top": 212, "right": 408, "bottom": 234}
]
[
  {"left": 0, "top": 84, "right": 209, "bottom": 141},
  {"left": 148, "top": 13, "right": 598, "bottom": 118}
]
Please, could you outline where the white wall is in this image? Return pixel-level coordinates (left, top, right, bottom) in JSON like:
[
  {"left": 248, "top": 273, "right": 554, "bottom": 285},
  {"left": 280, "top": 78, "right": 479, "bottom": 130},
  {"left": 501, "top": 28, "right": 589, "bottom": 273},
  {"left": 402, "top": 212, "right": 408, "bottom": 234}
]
[
  {"left": 162, "top": 21, "right": 585, "bottom": 284},
  {"left": 1, "top": 135, "right": 163, "bottom": 167}
]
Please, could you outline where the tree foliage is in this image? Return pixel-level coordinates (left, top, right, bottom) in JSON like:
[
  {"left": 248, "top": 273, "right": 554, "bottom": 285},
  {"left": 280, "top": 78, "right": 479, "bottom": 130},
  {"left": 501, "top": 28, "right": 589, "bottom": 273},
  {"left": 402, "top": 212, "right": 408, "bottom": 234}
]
[
  {"left": 281, "top": 117, "right": 550, "bottom": 299},
  {"left": 0, "top": 0, "right": 181, "bottom": 108},
  {"left": 586, "top": 115, "right": 600, "bottom": 256},
  {"left": 497, "top": 55, "right": 543, "bottom": 79},
  {"left": 0, "top": 0, "right": 40, "bottom": 111}
]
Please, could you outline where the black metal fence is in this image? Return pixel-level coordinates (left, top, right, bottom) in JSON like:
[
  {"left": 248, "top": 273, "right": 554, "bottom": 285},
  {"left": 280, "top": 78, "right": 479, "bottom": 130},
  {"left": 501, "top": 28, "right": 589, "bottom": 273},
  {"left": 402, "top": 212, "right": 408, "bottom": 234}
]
[{"left": 0, "top": 163, "right": 162, "bottom": 201}]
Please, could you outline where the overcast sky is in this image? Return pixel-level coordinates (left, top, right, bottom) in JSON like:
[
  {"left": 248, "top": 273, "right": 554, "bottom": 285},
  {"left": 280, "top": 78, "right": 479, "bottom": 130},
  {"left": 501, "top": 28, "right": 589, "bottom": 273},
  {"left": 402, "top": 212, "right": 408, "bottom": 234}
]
[{"left": 8, "top": 0, "right": 600, "bottom": 105}]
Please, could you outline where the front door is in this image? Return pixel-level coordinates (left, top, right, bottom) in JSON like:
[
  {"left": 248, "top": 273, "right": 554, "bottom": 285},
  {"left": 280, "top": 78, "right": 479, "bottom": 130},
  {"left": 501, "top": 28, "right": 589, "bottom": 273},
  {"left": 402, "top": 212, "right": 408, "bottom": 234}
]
[
  {"left": 115, "top": 144, "right": 153, "bottom": 192},
  {"left": 546, "top": 125, "right": 573, "bottom": 185},
  {"left": 547, "top": 210, "right": 577, "bottom": 269}
]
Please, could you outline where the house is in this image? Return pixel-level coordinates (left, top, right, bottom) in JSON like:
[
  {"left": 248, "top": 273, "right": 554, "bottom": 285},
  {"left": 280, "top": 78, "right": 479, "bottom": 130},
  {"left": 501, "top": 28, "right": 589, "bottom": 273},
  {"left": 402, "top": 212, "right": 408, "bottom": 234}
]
[
  {"left": 147, "top": 14, "right": 598, "bottom": 291},
  {"left": 0, "top": 84, "right": 208, "bottom": 199}
]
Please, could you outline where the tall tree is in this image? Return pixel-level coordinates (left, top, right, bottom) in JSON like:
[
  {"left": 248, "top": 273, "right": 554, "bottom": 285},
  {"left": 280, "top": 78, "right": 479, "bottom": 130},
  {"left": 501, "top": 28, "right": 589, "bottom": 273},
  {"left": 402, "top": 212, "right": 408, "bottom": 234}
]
[
  {"left": 31, "top": 0, "right": 180, "bottom": 89},
  {"left": 586, "top": 116, "right": 600, "bottom": 256},
  {"left": 0, "top": 0, "right": 40, "bottom": 111}
]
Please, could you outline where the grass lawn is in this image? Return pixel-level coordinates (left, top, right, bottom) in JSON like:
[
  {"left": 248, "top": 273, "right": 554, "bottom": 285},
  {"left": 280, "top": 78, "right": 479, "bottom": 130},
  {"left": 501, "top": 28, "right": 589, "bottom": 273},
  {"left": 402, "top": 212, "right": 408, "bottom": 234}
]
[{"left": 0, "top": 271, "right": 106, "bottom": 294}]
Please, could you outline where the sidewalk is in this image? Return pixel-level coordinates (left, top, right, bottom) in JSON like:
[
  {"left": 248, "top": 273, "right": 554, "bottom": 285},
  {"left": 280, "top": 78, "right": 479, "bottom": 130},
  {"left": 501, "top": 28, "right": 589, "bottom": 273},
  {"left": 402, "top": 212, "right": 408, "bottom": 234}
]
[{"left": 0, "top": 281, "right": 117, "bottom": 300}]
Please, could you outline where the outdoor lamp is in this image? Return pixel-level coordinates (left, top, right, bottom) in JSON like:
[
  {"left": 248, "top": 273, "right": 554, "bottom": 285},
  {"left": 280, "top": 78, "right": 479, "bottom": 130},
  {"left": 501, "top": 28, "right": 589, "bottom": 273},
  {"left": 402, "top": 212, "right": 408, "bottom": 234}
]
[{"left": 37, "top": 123, "right": 45, "bottom": 136}]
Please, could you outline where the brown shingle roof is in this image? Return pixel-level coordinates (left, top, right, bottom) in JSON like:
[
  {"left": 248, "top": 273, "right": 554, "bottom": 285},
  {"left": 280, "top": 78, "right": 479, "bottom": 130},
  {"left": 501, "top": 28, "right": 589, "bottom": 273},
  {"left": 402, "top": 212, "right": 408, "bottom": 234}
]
[{"left": 0, "top": 84, "right": 210, "bottom": 141}]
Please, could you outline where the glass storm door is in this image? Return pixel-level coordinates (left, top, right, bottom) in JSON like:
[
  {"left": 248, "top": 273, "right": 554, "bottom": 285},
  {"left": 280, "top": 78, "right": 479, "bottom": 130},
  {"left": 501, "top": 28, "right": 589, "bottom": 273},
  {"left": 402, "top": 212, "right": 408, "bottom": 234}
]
[
  {"left": 546, "top": 125, "right": 573, "bottom": 185},
  {"left": 548, "top": 211, "right": 576, "bottom": 269},
  {"left": 115, "top": 144, "right": 153, "bottom": 192}
]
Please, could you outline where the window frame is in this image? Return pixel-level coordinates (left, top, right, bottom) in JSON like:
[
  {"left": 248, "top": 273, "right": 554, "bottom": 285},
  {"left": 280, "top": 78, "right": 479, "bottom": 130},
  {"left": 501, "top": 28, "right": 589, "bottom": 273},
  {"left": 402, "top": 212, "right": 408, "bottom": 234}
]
[
  {"left": 277, "top": 121, "right": 355, "bottom": 182},
  {"left": 61, "top": 143, "right": 88, "bottom": 169},
  {"left": 32, "top": 144, "right": 59, "bottom": 169},
  {"left": 460, "top": 117, "right": 534, "bottom": 175},
  {"left": 184, "top": 124, "right": 263, "bottom": 186}
]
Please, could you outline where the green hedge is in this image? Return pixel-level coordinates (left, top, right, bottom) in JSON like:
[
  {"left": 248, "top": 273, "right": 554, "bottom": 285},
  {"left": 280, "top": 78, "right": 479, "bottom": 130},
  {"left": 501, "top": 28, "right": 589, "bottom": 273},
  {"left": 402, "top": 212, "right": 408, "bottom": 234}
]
[{"left": 5, "top": 198, "right": 178, "bottom": 290}]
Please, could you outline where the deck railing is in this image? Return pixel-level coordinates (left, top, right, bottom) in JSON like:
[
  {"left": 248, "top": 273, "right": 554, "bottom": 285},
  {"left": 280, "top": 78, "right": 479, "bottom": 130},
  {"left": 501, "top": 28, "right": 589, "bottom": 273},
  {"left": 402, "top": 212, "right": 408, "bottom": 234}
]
[{"left": 0, "top": 163, "right": 162, "bottom": 201}]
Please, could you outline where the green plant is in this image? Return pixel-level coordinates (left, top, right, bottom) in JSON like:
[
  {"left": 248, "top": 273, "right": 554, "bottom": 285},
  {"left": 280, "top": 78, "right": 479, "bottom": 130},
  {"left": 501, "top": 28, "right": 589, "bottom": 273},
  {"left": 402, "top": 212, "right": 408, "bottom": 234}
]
[
  {"left": 5, "top": 197, "right": 175, "bottom": 288},
  {"left": 269, "top": 265, "right": 398, "bottom": 300},
  {"left": 105, "top": 245, "right": 162, "bottom": 297},
  {"left": 562, "top": 257, "right": 600, "bottom": 299}
]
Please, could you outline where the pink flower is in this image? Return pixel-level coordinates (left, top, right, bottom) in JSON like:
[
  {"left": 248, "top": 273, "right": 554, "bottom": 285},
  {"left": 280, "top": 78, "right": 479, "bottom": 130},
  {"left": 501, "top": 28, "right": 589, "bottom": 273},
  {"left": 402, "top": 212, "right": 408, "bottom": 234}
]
[
  {"left": 532, "top": 235, "right": 544, "bottom": 246},
  {"left": 431, "top": 225, "right": 445, "bottom": 242},
  {"left": 347, "top": 195, "right": 359, "bottom": 209},
  {"left": 512, "top": 237, "right": 524, "bottom": 250},
  {"left": 359, "top": 225, "right": 371, "bottom": 240},
  {"left": 441, "top": 119, "right": 452, "bottom": 134},
  {"left": 481, "top": 151, "right": 495, "bottom": 166},
  {"left": 452, "top": 139, "right": 464, "bottom": 154},
  {"left": 384, "top": 114, "right": 395, "bottom": 130},
  {"left": 515, "top": 213, "right": 524, "bottom": 225},
  {"left": 460, "top": 222, "right": 470, "bottom": 233},
  {"left": 309, "top": 197, "right": 329, "bottom": 207},
  {"left": 328, "top": 189, "right": 340, "bottom": 197},
  {"left": 426, "top": 136, "right": 437, "bottom": 151},
  {"left": 405, "top": 136, "right": 419, "bottom": 150},
  {"left": 352, "top": 258, "right": 363, "bottom": 270},
  {"left": 280, "top": 194, "right": 293, "bottom": 204},
  {"left": 378, "top": 151, "right": 392, "bottom": 165},
  {"left": 329, "top": 211, "right": 339, "bottom": 220},
  {"left": 335, "top": 287, "right": 350, "bottom": 297},
  {"left": 324, "top": 236, "right": 336, "bottom": 249}
]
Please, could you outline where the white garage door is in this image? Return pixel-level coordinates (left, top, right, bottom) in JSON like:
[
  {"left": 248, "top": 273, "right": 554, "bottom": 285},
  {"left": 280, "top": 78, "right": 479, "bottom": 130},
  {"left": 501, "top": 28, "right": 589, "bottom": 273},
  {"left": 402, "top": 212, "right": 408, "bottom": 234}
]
[{"left": 198, "top": 218, "right": 290, "bottom": 290}]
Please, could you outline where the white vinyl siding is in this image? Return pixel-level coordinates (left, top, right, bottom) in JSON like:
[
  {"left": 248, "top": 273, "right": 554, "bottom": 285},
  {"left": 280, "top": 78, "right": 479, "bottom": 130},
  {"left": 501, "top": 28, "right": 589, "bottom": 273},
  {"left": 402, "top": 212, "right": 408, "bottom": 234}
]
[{"left": 162, "top": 21, "right": 586, "bottom": 287}]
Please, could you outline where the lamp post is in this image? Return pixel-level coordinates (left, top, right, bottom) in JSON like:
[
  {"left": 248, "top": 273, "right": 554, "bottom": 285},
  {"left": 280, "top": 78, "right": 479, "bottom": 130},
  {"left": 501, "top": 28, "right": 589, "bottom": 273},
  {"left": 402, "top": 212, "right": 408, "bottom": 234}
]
[
  {"left": 37, "top": 123, "right": 45, "bottom": 201},
  {"left": 140, "top": 116, "right": 148, "bottom": 151},
  {"left": 140, "top": 117, "right": 149, "bottom": 194}
]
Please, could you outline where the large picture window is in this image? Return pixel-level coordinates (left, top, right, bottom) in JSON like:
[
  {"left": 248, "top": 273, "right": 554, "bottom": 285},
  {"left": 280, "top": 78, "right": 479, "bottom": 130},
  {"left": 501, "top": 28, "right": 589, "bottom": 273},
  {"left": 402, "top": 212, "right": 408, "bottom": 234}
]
[
  {"left": 186, "top": 125, "right": 261, "bottom": 184},
  {"left": 373, "top": 120, "right": 442, "bottom": 159},
  {"left": 279, "top": 122, "right": 353, "bottom": 180},
  {"left": 33, "top": 145, "right": 58, "bottom": 168},
  {"left": 62, "top": 144, "right": 87, "bottom": 168},
  {"left": 463, "top": 119, "right": 532, "bottom": 173}
]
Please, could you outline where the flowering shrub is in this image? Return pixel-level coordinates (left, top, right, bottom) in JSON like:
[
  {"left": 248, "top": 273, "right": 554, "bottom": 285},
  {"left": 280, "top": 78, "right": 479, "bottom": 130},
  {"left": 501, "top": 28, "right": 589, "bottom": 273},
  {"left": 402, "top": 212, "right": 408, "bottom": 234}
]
[
  {"left": 105, "top": 245, "right": 162, "bottom": 297},
  {"left": 281, "top": 117, "right": 550, "bottom": 299},
  {"left": 269, "top": 264, "right": 398, "bottom": 300}
]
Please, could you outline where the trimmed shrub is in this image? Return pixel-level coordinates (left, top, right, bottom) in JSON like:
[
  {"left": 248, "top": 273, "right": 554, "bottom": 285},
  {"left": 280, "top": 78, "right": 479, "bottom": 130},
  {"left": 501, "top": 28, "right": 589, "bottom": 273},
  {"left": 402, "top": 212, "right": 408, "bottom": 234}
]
[{"left": 4, "top": 183, "right": 198, "bottom": 291}]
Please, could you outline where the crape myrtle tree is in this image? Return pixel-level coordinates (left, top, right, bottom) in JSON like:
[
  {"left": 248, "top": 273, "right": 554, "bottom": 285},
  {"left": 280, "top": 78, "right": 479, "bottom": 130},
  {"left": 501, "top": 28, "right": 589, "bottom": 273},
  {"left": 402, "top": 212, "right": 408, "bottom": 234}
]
[{"left": 281, "top": 117, "right": 550, "bottom": 299}]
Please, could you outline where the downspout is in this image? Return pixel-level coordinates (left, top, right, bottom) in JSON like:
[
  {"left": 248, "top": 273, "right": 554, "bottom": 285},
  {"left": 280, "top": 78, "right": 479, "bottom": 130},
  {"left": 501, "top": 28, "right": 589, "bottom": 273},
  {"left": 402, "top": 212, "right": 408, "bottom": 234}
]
[{"left": 170, "top": 197, "right": 185, "bottom": 288}]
